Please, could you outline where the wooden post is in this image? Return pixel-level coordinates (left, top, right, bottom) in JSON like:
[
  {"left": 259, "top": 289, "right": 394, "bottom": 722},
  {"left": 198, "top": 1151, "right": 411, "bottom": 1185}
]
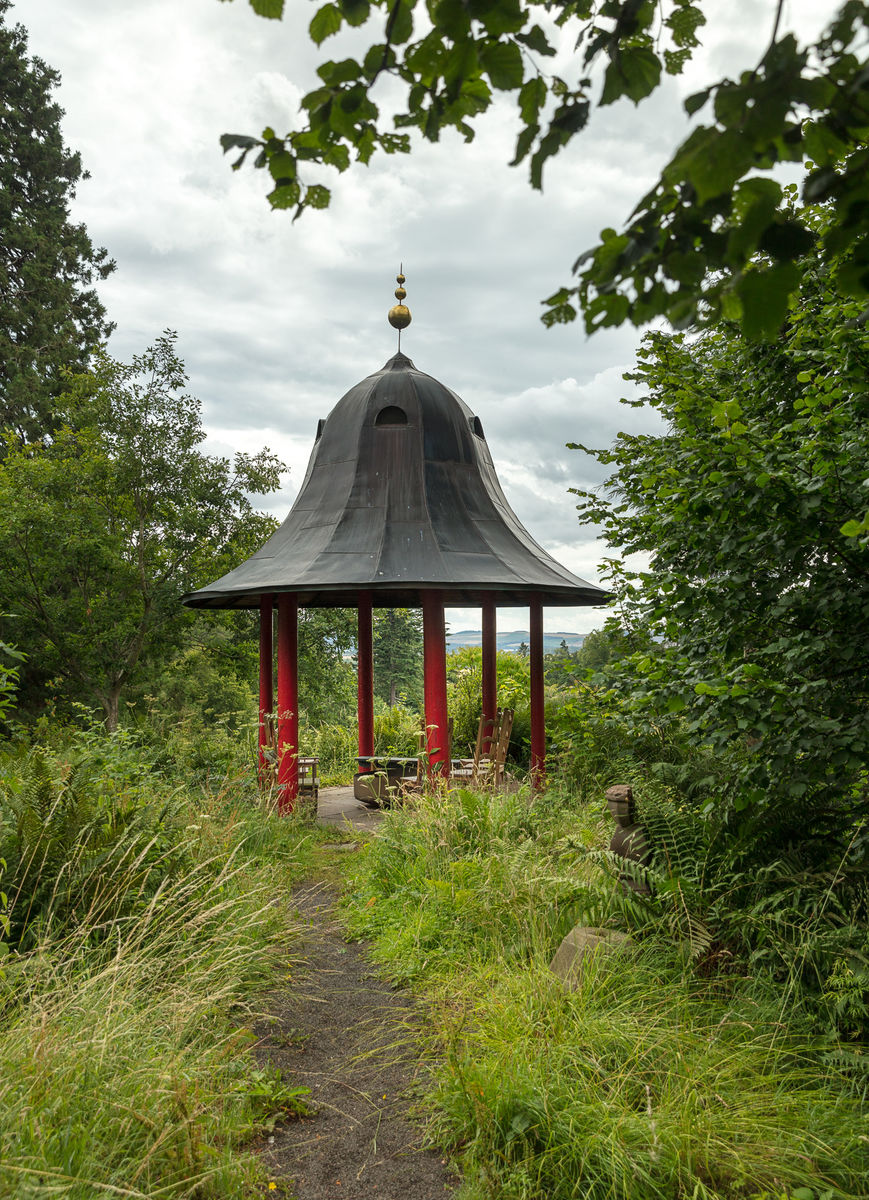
[
  {"left": 422, "top": 590, "right": 450, "bottom": 777},
  {"left": 481, "top": 594, "right": 497, "bottom": 757},
  {"left": 530, "top": 594, "right": 545, "bottom": 791},
  {"left": 357, "top": 591, "right": 374, "bottom": 766},
  {"left": 276, "top": 594, "right": 299, "bottom": 812},
  {"left": 258, "top": 595, "right": 273, "bottom": 780}
]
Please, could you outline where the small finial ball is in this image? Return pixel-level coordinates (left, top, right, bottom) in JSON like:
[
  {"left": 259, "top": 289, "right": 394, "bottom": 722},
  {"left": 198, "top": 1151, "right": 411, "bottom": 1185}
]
[
  {"left": 394, "top": 286, "right": 407, "bottom": 300},
  {"left": 396, "top": 273, "right": 406, "bottom": 284},
  {"left": 388, "top": 303, "right": 412, "bottom": 330}
]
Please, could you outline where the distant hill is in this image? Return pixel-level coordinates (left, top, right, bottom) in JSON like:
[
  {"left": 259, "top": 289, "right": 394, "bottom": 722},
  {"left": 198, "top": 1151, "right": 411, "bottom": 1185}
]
[{"left": 446, "top": 629, "right": 586, "bottom": 654}]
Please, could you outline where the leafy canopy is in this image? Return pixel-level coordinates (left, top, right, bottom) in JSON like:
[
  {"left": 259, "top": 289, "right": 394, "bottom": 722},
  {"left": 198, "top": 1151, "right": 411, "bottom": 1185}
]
[
  {"left": 0, "top": 333, "right": 285, "bottom": 728},
  {"left": 571, "top": 234, "right": 869, "bottom": 842},
  {"left": 220, "top": 0, "right": 869, "bottom": 340}
]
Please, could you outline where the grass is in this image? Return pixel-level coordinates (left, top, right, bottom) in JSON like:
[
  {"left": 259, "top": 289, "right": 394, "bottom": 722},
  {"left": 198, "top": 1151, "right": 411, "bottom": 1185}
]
[
  {"left": 341, "top": 786, "right": 869, "bottom": 1200},
  {"left": 3, "top": 724, "right": 865, "bottom": 1199},
  {"left": 0, "top": 737, "right": 344, "bottom": 1199}
]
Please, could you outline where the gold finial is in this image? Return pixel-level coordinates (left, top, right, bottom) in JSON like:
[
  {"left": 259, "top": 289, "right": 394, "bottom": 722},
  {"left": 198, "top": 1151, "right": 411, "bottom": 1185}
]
[{"left": 387, "top": 264, "right": 411, "bottom": 350}]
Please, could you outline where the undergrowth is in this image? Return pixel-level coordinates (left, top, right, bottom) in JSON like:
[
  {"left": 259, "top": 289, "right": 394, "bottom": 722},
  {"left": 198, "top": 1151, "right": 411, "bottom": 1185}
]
[{"left": 342, "top": 786, "right": 869, "bottom": 1200}]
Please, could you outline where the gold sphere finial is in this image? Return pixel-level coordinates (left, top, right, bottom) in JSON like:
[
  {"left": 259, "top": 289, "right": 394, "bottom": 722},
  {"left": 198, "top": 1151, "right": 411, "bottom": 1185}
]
[{"left": 388, "top": 264, "right": 412, "bottom": 339}]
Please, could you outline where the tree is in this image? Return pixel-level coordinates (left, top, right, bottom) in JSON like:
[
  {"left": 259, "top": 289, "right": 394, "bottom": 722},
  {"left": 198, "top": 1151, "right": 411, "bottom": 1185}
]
[
  {"left": 299, "top": 607, "right": 357, "bottom": 723},
  {"left": 0, "top": 333, "right": 284, "bottom": 729},
  {"left": 373, "top": 607, "right": 423, "bottom": 707},
  {"left": 222, "top": 0, "right": 869, "bottom": 341},
  {"left": 571, "top": 240, "right": 869, "bottom": 851},
  {"left": 0, "top": 2, "right": 115, "bottom": 443}
]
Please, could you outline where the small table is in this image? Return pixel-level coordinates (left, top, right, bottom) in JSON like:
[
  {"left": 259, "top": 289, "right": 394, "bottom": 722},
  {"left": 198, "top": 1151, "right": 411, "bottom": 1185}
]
[{"left": 354, "top": 756, "right": 420, "bottom": 806}]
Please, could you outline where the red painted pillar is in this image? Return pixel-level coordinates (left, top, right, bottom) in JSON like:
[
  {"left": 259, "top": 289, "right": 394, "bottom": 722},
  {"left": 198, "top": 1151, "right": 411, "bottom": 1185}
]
[
  {"left": 481, "top": 594, "right": 497, "bottom": 757},
  {"left": 357, "top": 591, "right": 374, "bottom": 765},
  {"left": 529, "top": 594, "right": 545, "bottom": 791},
  {"left": 258, "top": 595, "right": 273, "bottom": 778},
  {"left": 276, "top": 594, "right": 299, "bottom": 812},
  {"left": 422, "top": 590, "right": 450, "bottom": 777}
]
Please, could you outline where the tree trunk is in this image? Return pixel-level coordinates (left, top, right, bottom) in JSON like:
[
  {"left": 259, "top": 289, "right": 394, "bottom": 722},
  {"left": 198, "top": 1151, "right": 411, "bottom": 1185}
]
[{"left": 103, "top": 686, "right": 121, "bottom": 732}]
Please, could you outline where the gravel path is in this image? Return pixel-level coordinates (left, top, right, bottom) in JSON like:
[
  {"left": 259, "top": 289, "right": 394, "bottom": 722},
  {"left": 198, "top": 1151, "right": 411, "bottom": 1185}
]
[{"left": 254, "top": 880, "right": 458, "bottom": 1200}]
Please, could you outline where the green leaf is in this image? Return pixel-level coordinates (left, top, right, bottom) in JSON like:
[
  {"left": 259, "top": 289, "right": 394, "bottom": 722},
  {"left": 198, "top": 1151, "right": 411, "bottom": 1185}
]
[
  {"left": 475, "top": 0, "right": 525, "bottom": 37},
  {"left": 220, "top": 133, "right": 259, "bottom": 154},
  {"left": 249, "top": 0, "right": 284, "bottom": 16},
  {"left": 758, "top": 220, "right": 816, "bottom": 262},
  {"left": 518, "top": 76, "right": 546, "bottom": 125},
  {"left": 317, "top": 58, "right": 363, "bottom": 85},
  {"left": 684, "top": 87, "right": 710, "bottom": 116},
  {"left": 406, "top": 31, "right": 444, "bottom": 81},
  {"left": 840, "top": 517, "right": 868, "bottom": 537},
  {"left": 267, "top": 150, "right": 296, "bottom": 181},
  {"left": 309, "top": 3, "right": 342, "bottom": 45},
  {"left": 516, "top": 24, "right": 556, "bottom": 57},
  {"left": 444, "top": 38, "right": 479, "bottom": 96},
  {"left": 324, "top": 143, "right": 351, "bottom": 171},
  {"left": 340, "top": 0, "right": 370, "bottom": 27},
  {"left": 511, "top": 122, "right": 538, "bottom": 166},
  {"left": 388, "top": 0, "right": 414, "bottom": 45},
  {"left": 434, "top": 0, "right": 471, "bottom": 39},
  {"left": 684, "top": 128, "right": 755, "bottom": 205},
  {"left": 305, "top": 183, "right": 331, "bottom": 209},
  {"left": 479, "top": 41, "right": 524, "bottom": 90},
  {"left": 737, "top": 262, "right": 800, "bottom": 341},
  {"left": 601, "top": 47, "right": 662, "bottom": 107},
  {"left": 268, "top": 181, "right": 301, "bottom": 209}
]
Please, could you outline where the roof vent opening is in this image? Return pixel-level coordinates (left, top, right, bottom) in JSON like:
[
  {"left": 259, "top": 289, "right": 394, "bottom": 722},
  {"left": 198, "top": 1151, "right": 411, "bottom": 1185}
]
[
  {"left": 375, "top": 405, "right": 408, "bottom": 427},
  {"left": 315, "top": 418, "right": 325, "bottom": 441},
  {"left": 471, "top": 415, "right": 485, "bottom": 439}
]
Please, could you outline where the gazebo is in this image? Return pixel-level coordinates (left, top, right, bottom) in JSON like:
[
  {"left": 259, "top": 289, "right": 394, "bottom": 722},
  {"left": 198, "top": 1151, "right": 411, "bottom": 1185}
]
[{"left": 182, "top": 276, "right": 607, "bottom": 807}]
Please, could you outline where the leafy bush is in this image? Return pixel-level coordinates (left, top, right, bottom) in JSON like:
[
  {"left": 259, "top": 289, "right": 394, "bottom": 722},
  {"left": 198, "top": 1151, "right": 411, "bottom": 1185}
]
[
  {"left": 374, "top": 701, "right": 422, "bottom": 756},
  {"left": 446, "top": 647, "right": 531, "bottom": 764},
  {"left": 546, "top": 681, "right": 725, "bottom": 801},
  {"left": 0, "top": 740, "right": 193, "bottom": 950},
  {"left": 594, "top": 779, "right": 869, "bottom": 1039}
]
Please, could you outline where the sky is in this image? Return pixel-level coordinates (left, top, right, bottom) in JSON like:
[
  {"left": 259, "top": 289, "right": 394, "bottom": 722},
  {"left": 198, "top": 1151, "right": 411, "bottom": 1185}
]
[{"left": 10, "top": 0, "right": 835, "bottom": 633}]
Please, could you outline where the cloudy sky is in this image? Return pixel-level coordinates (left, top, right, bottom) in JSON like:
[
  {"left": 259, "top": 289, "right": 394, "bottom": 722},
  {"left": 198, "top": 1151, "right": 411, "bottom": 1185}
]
[{"left": 11, "top": 0, "right": 834, "bottom": 633}]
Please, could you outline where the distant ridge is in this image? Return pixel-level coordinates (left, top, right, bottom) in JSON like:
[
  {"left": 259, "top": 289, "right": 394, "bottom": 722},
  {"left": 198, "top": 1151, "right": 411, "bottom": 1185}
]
[{"left": 446, "top": 629, "right": 586, "bottom": 654}]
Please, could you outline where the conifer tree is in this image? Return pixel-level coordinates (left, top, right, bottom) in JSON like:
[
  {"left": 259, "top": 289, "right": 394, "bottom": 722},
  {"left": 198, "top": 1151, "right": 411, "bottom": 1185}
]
[
  {"left": 373, "top": 608, "right": 423, "bottom": 708},
  {"left": 0, "top": 2, "right": 114, "bottom": 443}
]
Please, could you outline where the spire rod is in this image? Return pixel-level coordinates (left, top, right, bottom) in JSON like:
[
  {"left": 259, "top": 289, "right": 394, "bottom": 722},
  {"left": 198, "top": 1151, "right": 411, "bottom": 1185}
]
[{"left": 387, "top": 264, "right": 412, "bottom": 352}]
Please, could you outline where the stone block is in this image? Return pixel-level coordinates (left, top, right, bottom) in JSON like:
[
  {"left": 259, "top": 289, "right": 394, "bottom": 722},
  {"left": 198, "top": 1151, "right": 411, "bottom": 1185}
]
[{"left": 549, "top": 925, "right": 632, "bottom": 991}]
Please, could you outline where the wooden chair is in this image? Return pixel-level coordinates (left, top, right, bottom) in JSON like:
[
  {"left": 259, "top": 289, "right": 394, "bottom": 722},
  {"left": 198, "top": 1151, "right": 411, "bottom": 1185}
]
[
  {"left": 258, "top": 714, "right": 318, "bottom": 800},
  {"left": 451, "top": 707, "right": 514, "bottom": 787}
]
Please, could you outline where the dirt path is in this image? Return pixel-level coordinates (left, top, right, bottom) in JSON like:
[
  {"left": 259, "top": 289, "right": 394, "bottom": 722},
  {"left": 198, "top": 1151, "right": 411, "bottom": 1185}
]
[{"left": 255, "top": 879, "right": 458, "bottom": 1200}]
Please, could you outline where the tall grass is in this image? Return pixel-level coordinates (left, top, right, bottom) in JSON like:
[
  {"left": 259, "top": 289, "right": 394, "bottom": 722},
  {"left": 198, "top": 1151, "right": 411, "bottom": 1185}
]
[
  {"left": 342, "top": 787, "right": 869, "bottom": 1200},
  {"left": 0, "top": 735, "right": 321, "bottom": 1198}
]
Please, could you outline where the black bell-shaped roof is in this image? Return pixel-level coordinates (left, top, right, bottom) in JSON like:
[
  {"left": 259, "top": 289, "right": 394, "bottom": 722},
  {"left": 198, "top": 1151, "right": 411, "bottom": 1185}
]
[{"left": 182, "top": 352, "right": 607, "bottom": 609}]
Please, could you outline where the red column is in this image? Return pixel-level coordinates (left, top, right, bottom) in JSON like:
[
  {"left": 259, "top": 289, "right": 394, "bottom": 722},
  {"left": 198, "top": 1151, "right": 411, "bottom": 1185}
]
[
  {"left": 357, "top": 591, "right": 374, "bottom": 766},
  {"left": 276, "top": 594, "right": 299, "bottom": 812},
  {"left": 481, "top": 594, "right": 497, "bottom": 757},
  {"left": 529, "top": 594, "right": 545, "bottom": 791},
  {"left": 422, "top": 590, "right": 450, "bottom": 777},
  {"left": 258, "top": 595, "right": 273, "bottom": 778}
]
